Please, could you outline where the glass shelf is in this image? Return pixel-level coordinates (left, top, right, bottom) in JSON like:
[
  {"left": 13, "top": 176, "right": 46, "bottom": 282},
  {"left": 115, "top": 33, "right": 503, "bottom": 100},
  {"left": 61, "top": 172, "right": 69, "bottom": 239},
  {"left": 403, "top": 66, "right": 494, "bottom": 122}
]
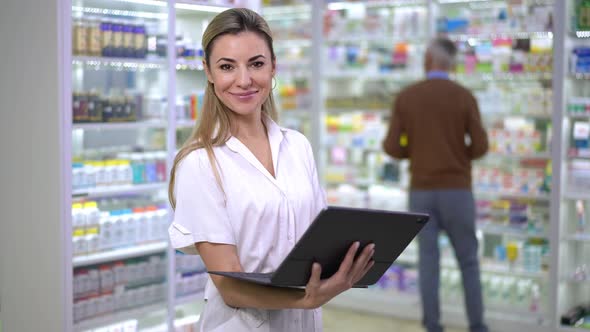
[
  {"left": 72, "top": 56, "right": 166, "bottom": 69},
  {"left": 74, "top": 301, "right": 167, "bottom": 332},
  {"left": 73, "top": 241, "right": 168, "bottom": 267},
  {"left": 72, "top": 182, "right": 166, "bottom": 199},
  {"left": 447, "top": 31, "right": 553, "bottom": 41},
  {"left": 72, "top": 121, "right": 167, "bottom": 130}
]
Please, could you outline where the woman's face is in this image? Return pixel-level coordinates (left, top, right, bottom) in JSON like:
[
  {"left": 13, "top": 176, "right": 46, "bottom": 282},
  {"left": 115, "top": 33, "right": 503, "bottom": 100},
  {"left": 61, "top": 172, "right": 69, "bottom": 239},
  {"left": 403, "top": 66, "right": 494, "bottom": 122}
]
[{"left": 204, "top": 31, "right": 275, "bottom": 118}]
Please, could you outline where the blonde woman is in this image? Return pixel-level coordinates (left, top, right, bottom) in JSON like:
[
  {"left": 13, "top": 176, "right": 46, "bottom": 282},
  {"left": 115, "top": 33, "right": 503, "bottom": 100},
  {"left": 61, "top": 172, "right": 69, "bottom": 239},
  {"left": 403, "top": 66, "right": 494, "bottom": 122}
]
[{"left": 168, "top": 8, "right": 375, "bottom": 332}]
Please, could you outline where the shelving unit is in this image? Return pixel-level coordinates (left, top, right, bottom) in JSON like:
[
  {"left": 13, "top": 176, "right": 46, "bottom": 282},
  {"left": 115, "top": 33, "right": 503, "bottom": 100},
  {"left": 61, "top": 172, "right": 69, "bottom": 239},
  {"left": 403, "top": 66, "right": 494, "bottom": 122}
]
[
  {"left": 554, "top": 0, "right": 590, "bottom": 330},
  {"left": 17, "top": 1, "right": 585, "bottom": 331},
  {"left": 64, "top": 1, "right": 237, "bottom": 331},
  {"left": 315, "top": 0, "right": 560, "bottom": 331},
  {"left": 72, "top": 241, "right": 168, "bottom": 267},
  {"left": 74, "top": 301, "right": 167, "bottom": 332}
]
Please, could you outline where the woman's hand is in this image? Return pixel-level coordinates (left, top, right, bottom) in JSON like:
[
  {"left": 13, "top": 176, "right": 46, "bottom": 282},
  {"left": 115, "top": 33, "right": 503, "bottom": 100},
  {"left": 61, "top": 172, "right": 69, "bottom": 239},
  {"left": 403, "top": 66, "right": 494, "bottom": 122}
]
[{"left": 303, "top": 241, "right": 375, "bottom": 309}]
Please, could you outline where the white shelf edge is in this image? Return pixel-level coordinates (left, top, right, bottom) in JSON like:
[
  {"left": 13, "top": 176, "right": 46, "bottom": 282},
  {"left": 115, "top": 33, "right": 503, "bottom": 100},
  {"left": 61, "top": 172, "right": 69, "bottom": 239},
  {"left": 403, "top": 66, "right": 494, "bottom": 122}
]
[
  {"left": 559, "top": 326, "right": 590, "bottom": 332},
  {"left": 72, "top": 121, "right": 166, "bottom": 130},
  {"left": 72, "top": 55, "right": 166, "bottom": 66},
  {"left": 325, "top": 36, "right": 428, "bottom": 44},
  {"left": 395, "top": 254, "right": 547, "bottom": 279},
  {"left": 477, "top": 224, "right": 548, "bottom": 239},
  {"left": 72, "top": 182, "right": 166, "bottom": 198},
  {"left": 174, "top": 291, "right": 204, "bottom": 307},
  {"left": 485, "top": 152, "right": 551, "bottom": 159},
  {"left": 73, "top": 242, "right": 169, "bottom": 267},
  {"left": 324, "top": 108, "right": 390, "bottom": 113},
  {"left": 565, "top": 113, "right": 590, "bottom": 119},
  {"left": 176, "top": 119, "right": 197, "bottom": 129},
  {"left": 562, "top": 233, "right": 590, "bottom": 242},
  {"left": 563, "top": 192, "right": 590, "bottom": 201},
  {"left": 447, "top": 31, "right": 553, "bottom": 41},
  {"left": 74, "top": 301, "right": 167, "bottom": 332},
  {"left": 474, "top": 191, "right": 551, "bottom": 201}
]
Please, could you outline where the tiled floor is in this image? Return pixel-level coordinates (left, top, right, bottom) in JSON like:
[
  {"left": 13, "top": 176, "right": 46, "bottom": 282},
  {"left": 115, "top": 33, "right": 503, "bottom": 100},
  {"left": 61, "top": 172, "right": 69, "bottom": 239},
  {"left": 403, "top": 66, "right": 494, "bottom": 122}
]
[{"left": 323, "top": 306, "right": 465, "bottom": 332}]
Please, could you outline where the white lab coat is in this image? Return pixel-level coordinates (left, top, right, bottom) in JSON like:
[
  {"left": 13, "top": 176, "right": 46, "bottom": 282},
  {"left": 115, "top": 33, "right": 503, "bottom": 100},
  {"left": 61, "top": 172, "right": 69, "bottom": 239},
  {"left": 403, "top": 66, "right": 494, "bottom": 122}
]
[{"left": 169, "top": 116, "right": 326, "bottom": 331}]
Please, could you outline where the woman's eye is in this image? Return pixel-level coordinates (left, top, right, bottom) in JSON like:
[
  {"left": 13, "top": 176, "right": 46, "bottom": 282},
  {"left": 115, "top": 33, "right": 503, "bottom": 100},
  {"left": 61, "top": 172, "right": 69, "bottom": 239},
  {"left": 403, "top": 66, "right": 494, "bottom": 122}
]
[
  {"left": 251, "top": 61, "right": 264, "bottom": 68},
  {"left": 219, "top": 64, "right": 232, "bottom": 71}
]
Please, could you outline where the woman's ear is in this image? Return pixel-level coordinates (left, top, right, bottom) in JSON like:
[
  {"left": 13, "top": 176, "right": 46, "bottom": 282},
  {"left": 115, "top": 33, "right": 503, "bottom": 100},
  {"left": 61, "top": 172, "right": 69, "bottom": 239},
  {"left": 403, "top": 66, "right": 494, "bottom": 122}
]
[
  {"left": 203, "top": 60, "right": 213, "bottom": 84},
  {"left": 271, "top": 57, "right": 276, "bottom": 77}
]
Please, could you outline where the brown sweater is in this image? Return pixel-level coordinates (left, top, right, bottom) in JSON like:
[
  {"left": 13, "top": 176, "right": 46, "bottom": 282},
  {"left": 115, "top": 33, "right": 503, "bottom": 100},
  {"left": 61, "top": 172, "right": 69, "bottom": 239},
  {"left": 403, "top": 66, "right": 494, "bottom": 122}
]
[{"left": 382, "top": 78, "right": 488, "bottom": 190}]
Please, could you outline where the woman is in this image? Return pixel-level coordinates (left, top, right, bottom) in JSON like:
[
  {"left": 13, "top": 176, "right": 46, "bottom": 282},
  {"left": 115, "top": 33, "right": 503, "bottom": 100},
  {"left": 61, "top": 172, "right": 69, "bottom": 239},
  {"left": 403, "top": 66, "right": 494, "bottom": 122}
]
[{"left": 168, "top": 8, "right": 375, "bottom": 332}]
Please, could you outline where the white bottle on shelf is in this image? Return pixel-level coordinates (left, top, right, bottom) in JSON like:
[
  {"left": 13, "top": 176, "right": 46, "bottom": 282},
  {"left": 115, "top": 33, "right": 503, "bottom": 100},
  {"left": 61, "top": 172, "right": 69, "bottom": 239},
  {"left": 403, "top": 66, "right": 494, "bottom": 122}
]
[
  {"left": 98, "top": 210, "right": 113, "bottom": 251},
  {"left": 123, "top": 208, "right": 137, "bottom": 245}
]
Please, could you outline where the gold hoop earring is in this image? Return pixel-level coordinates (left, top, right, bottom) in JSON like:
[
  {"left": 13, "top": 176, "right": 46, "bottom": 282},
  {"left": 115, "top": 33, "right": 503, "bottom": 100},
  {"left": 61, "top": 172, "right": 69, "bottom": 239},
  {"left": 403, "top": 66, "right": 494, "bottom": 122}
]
[{"left": 272, "top": 77, "right": 277, "bottom": 90}]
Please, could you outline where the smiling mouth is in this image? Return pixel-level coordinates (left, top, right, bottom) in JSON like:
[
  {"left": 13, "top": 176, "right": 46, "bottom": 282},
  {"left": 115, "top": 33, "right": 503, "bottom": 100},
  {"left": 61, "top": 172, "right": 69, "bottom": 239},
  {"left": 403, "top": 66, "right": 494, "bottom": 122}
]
[{"left": 230, "top": 91, "right": 258, "bottom": 97}]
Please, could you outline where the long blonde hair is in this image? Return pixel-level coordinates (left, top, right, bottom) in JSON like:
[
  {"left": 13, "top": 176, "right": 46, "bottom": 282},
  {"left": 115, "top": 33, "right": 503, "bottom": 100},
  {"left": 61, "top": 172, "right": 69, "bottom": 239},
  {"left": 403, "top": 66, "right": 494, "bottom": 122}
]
[{"left": 169, "top": 8, "right": 278, "bottom": 209}]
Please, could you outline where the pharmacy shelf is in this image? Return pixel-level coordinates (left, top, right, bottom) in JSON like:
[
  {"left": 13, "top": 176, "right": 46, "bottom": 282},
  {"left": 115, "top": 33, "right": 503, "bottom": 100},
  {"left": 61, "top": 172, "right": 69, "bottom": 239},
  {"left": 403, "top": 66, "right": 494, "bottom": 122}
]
[
  {"left": 571, "top": 73, "right": 590, "bottom": 80},
  {"left": 573, "top": 30, "right": 590, "bottom": 38},
  {"left": 274, "top": 39, "right": 311, "bottom": 48},
  {"left": 73, "top": 241, "right": 168, "bottom": 267},
  {"left": 73, "top": 0, "right": 168, "bottom": 14},
  {"left": 566, "top": 113, "right": 590, "bottom": 119},
  {"left": 447, "top": 31, "right": 553, "bottom": 41},
  {"left": 325, "top": 35, "right": 428, "bottom": 44},
  {"left": 477, "top": 223, "right": 548, "bottom": 239},
  {"left": 74, "top": 301, "right": 166, "bottom": 332},
  {"left": 324, "top": 71, "right": 421, "bottom": 81},
  {"left": 563, "top": 191, "right": 590, "bottom": 201},
  {"left": 175, "top": 59, "right": 203, "bottom": 71},
  {"left": 454, "top": 72, "right": 553, "bottom": 82},
  {"left": 325, "top": 108, "right": 390, "bottom": 114},
  {"left": 482, "top": 112, "right": 552, "bottom": 120},
  {"left": 72, "top": 121, "right": 167, "bottom": 130},
  {"left": 475, "top": 191, "right": 551, "bottom": 202},
  {"left": 175, "top": 291, "right": 204, "bottom": 307},
  {"left": 72, "top": 182, "right": 166, "bottom": 199},
  {"left": 562, "top": 233, "right": 590, "bottom": 243},
  {"left": 397, "top": 254, "right": 547, "bottom": 280},
  {"left": 561, "top": 276, "right": 590, "bottom": 284},
  {"left": 176, "top": 119, "right": 196, "bottom": 129},
  {"left": 327, "top": 288, "right": 551, "bottom": 332},
  {"left": 485, "top": 152, "right": 551, "bottom": 160},
  {"left": 326, "top": 0, "right": 427, "bottom": 9},
  {"left": 559, "top": 326, "right": 590, "bottom": 332},
  {"left": 72, "top": 56, "right": 166, "bottom": 69}
]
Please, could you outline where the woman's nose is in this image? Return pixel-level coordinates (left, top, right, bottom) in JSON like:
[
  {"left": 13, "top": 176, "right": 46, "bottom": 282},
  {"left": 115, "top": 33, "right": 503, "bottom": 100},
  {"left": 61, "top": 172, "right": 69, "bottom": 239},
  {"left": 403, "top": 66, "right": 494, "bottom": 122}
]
[{"left": 236, "top": 68, "right": 252, "bottom": 88}]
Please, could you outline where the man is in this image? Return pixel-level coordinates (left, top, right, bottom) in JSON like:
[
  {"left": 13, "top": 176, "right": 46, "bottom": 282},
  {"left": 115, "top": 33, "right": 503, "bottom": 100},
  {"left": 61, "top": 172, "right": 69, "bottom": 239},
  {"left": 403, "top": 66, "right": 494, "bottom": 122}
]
[{"left": 382, "top": 37, "right": 489, "bottom": 332}]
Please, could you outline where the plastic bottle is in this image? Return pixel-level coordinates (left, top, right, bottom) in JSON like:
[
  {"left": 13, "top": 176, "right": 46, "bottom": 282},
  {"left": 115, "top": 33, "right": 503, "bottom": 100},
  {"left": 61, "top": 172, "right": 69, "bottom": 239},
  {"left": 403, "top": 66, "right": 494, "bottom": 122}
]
[
  {"left": 133, "top": 207, "right": 148, "bottom": 243},
  {"left": 131, "top": 154, "right": 145, "bottom": 184},
  {"left": 72, "top": 163, "right": 84, "bottom": 190},
  {"left": 145, "top": 206, "right": 158, "bottom": 242},
  {"left": 120, "top": 159, "right": 133, "bottom": 185},
  {"left": 156, "top": 207, "right": 169, "bottom": 241},
  {"left": 111, "top": 210, "right": 124, "bottom": 248},
  {"left": 142, "top": 153, "right": 155, "bottom": 183},
  {"left": 98, "top": 210, "right": 113, "bottom": 251},
  {"left": 576, "top": 200, "right": 586, "bottom": 233},
  {"left": 123, "top": 208, "right": 136, "bottom": 246},
  {"left": 155, "top": 152, "right": 167, "bottom": 183}
]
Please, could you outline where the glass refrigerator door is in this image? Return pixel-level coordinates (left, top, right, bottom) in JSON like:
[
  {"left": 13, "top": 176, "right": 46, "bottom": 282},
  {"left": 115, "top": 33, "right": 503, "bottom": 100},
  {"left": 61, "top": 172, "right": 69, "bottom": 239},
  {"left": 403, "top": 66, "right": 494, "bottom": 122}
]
[
  {"left": 557, "top": 0, "right": 590, "bottom": 329},
  {"left": 320, "top": 0, "right": 428, "bottom": 211},
  {"left": 263, "top": 1, "right": 314, "bottom": 138},
  {"left": 436, "top": 0, "right": 554, "bottom": 326},
  {"left": 171, "top": 3, "right": 228, "bottom": 329},
  {"left": 70, "top": 0, "right": 171, "bottom": 330}
]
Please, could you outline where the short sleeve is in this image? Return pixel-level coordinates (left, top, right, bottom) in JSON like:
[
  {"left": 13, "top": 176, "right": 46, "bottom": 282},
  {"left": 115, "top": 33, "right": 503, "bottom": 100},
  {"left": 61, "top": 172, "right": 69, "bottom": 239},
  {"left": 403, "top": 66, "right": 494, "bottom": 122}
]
[{"left": 168, "top": 150, "right": 235, "bottom": 255}]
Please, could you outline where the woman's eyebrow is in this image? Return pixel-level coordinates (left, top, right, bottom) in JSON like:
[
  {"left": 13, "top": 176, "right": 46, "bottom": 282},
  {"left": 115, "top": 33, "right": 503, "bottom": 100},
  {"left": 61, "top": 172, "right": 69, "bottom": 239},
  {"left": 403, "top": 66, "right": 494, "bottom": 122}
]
[{"left": 216, "top": 54, "right": 266, "bottom": 63}]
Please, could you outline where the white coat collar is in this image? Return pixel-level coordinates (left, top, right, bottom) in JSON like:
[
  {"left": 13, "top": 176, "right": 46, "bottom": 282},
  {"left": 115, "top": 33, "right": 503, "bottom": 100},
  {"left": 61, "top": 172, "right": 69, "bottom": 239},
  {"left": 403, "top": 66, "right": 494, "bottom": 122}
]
[{"left": 225, "top": 114, "right": 287, "bottom": 188}]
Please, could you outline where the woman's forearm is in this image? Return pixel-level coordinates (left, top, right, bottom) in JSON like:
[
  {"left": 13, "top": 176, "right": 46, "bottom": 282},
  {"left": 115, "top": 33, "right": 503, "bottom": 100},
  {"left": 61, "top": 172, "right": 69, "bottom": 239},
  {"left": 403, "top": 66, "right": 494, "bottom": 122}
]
[{"left": 214, "top": 275, "right": 311, "bottom": 309}]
